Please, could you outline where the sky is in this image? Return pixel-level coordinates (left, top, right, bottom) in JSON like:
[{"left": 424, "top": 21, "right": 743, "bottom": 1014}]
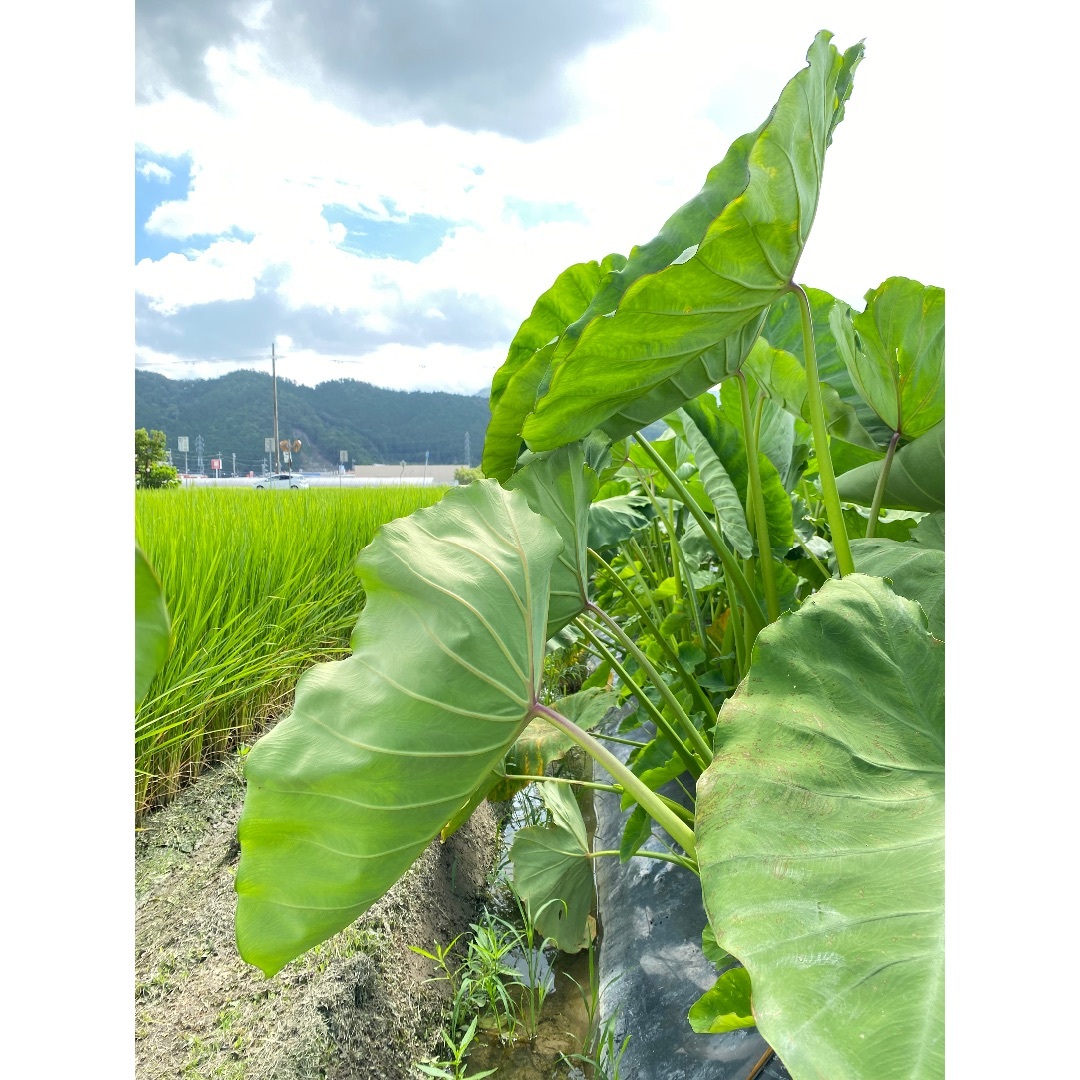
[{"left": 134, "top": 0, "right": 946, "bottom": 395}]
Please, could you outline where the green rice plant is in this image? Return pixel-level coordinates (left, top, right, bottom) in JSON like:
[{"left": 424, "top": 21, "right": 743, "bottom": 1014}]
[{"left": 134, "top": 485, "right": 445, "bottom": 816}]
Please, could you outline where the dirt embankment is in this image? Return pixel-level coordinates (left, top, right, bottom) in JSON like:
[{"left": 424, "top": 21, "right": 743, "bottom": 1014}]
[{"left": 136, "top": 755, "right": 500, "bottom": 1080}]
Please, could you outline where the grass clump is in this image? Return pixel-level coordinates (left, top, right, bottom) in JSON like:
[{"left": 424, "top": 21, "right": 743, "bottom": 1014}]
[{"left": 135, "top": 485, "right": 446, "bottom": 816}]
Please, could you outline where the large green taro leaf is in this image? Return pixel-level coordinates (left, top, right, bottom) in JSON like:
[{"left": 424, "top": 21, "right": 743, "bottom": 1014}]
[
  {"left": 135, "top": 544, "right": 172, "bottom": 707},
  {"left": 696, "top": 575, "right": 944, "bottom": 1080},
  {"left": 836, "top": 422, "right": 945, "bottom": 512},
  {"left": 235, "top": 481, "right": 562, "bottom": 975},
  {"left": 506, "top": 443, "right": 597, "bottom": 638},
  {"left": 747, "top": 288, "right": 891, "bottom": 450},
  {"left": 831, "top": 277, "right": 945, "bottom": 440},
  {"left": 850, "top": 535, "right": 945, "bottom": 639},
  {"left": 521, "top": 32, "right": 863, "bottom": 451},
  {"left": 483, "top": 255, "right": 626, "bottom": 481}
]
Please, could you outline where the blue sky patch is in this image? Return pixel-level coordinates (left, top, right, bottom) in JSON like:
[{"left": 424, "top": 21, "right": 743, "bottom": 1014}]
[
  {"left": 321, "top": 205, "right": 453, "bottom": 262},
  {"left": 135, "top": 155, "right": 253, "bottom": 262}
]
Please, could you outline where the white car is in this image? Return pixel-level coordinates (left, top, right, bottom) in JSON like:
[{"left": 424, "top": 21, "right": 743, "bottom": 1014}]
[{"left": 253, "top": 473, "right": 309, "bottom": 490}]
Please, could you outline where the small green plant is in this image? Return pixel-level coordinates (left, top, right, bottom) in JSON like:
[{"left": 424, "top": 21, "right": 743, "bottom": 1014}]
[
  {"left": 505, "top": 893, "right": 559, "bottom": 1041},
  {"left": 461, "top": 913, "right": 521, "bottom": 1042},
  {"left": 413, "top": 1016, "right": 497, "bottom": 1080},
  {"left": 560, "top": 942, "right": 630, "bottom": 1080}
]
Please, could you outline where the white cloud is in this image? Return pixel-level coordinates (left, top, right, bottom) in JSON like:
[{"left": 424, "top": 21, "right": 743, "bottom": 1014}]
[
  {"left": 137, "top": 339, "right": 503, "bottom": 395},
  {"left": 135, "top": 238, "right": 267, "bottom": 313},
  {"left": 138, "top": 160, "right": 173, "bottom": 182},
  {"left": 135, "top": 1, "right": 945, "bottom": 383}
]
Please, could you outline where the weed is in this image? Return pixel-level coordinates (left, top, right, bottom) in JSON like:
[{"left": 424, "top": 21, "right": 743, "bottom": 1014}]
[
  {"left": 413, "top": 1015, "right": 497, "bottom": 1079},
  {"left": 561, "top": 941, "right": 631, "bottom": 1080}
]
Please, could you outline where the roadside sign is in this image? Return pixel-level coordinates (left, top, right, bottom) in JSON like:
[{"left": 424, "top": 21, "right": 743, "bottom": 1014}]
[
  {"left": 264, "top": 438, "right": 274, "bottom": 453},
  {"left": 177, "top": 436, "right": 189, "bottom": 452},
  {"left": 211, "top": 458, "right": 222, "bottom": 470},
  {"left": 339, "top": 450, "right": 348, "bottom": 463}
]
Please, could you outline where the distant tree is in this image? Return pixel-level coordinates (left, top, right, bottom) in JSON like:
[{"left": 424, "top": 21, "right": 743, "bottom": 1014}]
[
  {"left": 454, "top": 466, "right": 484, "bottom": 485},
  {"left": 136, "top": 428, "right": 180, "bottom": 489}
]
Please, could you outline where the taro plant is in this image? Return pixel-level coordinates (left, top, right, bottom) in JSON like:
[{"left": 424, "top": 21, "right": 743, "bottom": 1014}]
[{"left": 235, "top": 31, "right": 944, "bottom": 1080}]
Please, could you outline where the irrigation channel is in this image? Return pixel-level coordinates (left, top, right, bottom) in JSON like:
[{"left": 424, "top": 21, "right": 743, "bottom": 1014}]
[
  {"left": 134, "top": 715, "right": 791, "bottom": 1079},
  {"left": 461, "top": 706, "right": 792, "bottom": 1080}
]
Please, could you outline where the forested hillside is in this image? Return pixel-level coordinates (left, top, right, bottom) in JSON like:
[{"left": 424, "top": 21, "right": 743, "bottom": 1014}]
[{"left": 135, "top": 370, "right": 490, "bottom": 473}]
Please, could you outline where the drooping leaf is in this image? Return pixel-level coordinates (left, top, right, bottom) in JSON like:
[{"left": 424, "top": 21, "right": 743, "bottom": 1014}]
[
  {"left": 836, "top": 422, "right": 945, "bottom": 512},
  {"left": 688, "top": 967, "right": 756, "bottom": 1034},
  {"left": 841, "top": 506, "right": 922, "bottom": 544},
  {"left": 831, "top": 277, "right": 945, "bottom": 439},
  {"left": 135, "top": 545, "right": 172, "bottom": 707},
  {"left": 483, "top": 255, "right": 626, "bottom": 481},
  {"left": 510, "top": 781, "right": 594, "bottom": 952},
  {"left": 520, "top": 32, "right": 864, "bottom": 450},
  {"left": 850, "top": 538, "right": 945, "bottom": 639},
  {"left": 235, "top": 481, "right": 563, "bottom": 976},
  {"left": 697, "top": 575, "right": 944, "bottom": 1080},
  {"left": 506, "top": 443, "right": 597, "bottom": 637}
]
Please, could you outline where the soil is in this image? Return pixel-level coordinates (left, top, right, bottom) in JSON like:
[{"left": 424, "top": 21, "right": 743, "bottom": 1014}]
[{"left": 135, "top": 751, "right": 501, "bottom": 1080}]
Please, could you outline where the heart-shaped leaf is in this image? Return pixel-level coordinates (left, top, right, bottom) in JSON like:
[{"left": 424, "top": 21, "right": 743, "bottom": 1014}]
[
  {"left": 587, "top": 492, "right": 654, "bottom": 551},
  {"left": 510, "top": 781, "right": 595, "bottom": 952},
  {"left": 697, "top": 575, "right": 944, "bottom": 1080},
  {"left": 520, "top": 32, "right": 864, "bottom": 451},
  {"left": 850, "top": 534, "right": 945, "bottom": 639},
  {"left": 688, "top": 967, "right": 756, "bottom": 1034},
  {"left": 235, "top": 481, "right": 563, "bottom": 975}
]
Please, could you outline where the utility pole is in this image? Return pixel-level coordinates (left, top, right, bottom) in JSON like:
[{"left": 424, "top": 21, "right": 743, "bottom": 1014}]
[
  {"left": 232, "top": 452, "right": 237, "bottom": 477},
  {"left": 272, "top": 341, "right": 281, "bottom": 474},
  {"left": 464, "top": 431, "right": 471, "bottom": 468}
]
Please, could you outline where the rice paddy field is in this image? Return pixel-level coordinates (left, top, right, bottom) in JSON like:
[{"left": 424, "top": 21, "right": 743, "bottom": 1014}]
[{"left": 134, "top": 484, "right": 448, "bottom": 818}]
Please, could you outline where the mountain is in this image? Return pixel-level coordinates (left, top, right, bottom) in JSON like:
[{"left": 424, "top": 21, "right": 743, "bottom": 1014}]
[{"left": 135, "top": 370, "right": 490, "bottom": 474}]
